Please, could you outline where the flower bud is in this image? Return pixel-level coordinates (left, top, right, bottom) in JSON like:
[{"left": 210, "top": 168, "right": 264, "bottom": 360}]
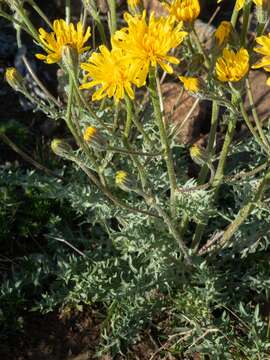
[
  {"left": 190, "top": 144, "right": 208, "bottom": 167},
  {"left": 51, "top": 139, "right": 72, "bottom": 158},
  {"left": 5, "top": 67, "right": 24, "bottom": 91},
  {"left": 83, "top": 126, "right": 108, "bottom": 150},
  {"left": 214, "top": 21, "right": 232, "bottom": 47},
  {"left": 256, "top": 0, "right": 270, "bottom": 25},
  {"left": 115, "top": 170, "right": 136, "bottom": 192}
]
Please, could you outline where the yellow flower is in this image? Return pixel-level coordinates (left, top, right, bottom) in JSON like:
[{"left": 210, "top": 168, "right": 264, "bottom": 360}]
[
  {"left": 252, "top": 33, "right": 270, "bottom": 85},
  {"left": 215, "top": 48, "right": 249, "bottom": 82},
  {"left": 214, "top": 21, "right": 232, "bottom": 46},
  {"left": 36, "top": 19, "right": 91, "bottom": 64},
  {"left": 178, "top": 76, "right": 200, "bottom": 92},
  {"left": 80, "top": 46, "right": 140, "bottom": 102},
  {"left": 164, "top": 0, "right": 200, "bottom": 23},
  {"left": 112, "top": 11, "right": 187, "bottom": 85}
]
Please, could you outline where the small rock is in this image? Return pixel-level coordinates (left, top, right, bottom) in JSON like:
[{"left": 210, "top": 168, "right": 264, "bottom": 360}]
[{"left": 162, "top": 82, "right": 207, "bottom": 145}]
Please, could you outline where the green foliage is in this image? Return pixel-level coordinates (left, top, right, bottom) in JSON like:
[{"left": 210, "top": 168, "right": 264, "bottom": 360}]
[{"left": 1, "top": 128, "right": 270, "bottom": 358}]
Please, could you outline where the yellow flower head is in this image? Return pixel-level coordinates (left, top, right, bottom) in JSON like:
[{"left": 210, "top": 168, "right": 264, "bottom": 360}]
[
  {"left": 80, "top": 45, "right": 140, "bottom": 102},
  {"left": 215, "top": 48, "right": 249, "bottom": 82},
  {"left": 112, "top": 11, "right": 187, "bottom": 85},
  {"left": 164, "top": 0, "right": 200, "bottom": 23},
  {"left": 178, "top": 76, "right": 200, "bottom": 92},
  {"left": 252, "top": 33, "right": 270, "bottom": 85},
  {"left": 214, "top": 21, "right": 232, "bottom": 46},
  {"left": 36, "top": 19, "right": 91, "bottom": 64}
]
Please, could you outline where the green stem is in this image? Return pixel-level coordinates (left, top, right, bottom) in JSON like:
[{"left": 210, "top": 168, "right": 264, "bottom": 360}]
[
  {"left": 198, "top": 101, "right": 219, "bottom": 184},
  {"left": 193, "top": 99, "right": 238, "bottom": 250},
  {"left": 180, "top": 102, "right": 219, "bottom": 241},
  {"left": 245, "top": 78, "right": 270, "bottom": 152},
  {"left": 107, "top": 0, "right": 117, "bottom": 34},
  {"left": 66, "top": 76, "right": 81, "bottom": 146},
  {"left": 108, "top": 146, "right": 161, "bottom": 157},
  {"left": 124, "top": 96, "right": 133, "bottom": 138},
  {"left": 240, "top": 1, "right": 252, "bottom": 46},
  {"left": 72, "top": 76, "right": 111, "bottom": 133},
  {"left": 191, "top": 27, "right": 210, "bottom": 69},
  {"left": 76, "top": 159, "right": 161, "bottom": 219},
  {"left": 123, "top": 139, "right": 147, "bottom": 189},
  {"left": 239, "top": 97, "right": 269, "bottom": 154},
  {"left": 142, "top": 194, "right": 192, "bottom": 264},
  {"left": 16, "top": 6, "right": 40, "bottom": 42},
  {"left": 84, "top": 0, "right": 107, "bottom": 45},
  {"left": 0, "top": 11, "right": 33, "bottom": 37},
  {"left": 22, "top": 55, "right": 61, "bottom": 107},
  {"left": 190, "top": 102, "right": 219, "bottom": 249},
  {"left": 230, "top": 2, "right": 239, "bottom": 28},
  {"left": 29, "top": 0, "right": 53, "bottom": 29},
  {"left": 124, "top": 96, "right": 154, "bottom": 148},
  {"left": 218, "top": 167, "right": 270, "bottom": 248},
  {"left": 0, "top": 133, "right": 60, "bottom": 178},
  {"left": 66, "top": 0, "right": 71, "bottom": 24},
  {"left": 148, "top": 68, "right": 177, "bottom": 214}
]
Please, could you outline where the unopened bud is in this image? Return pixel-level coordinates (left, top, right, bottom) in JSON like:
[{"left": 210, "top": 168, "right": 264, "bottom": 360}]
[
  {"left": 214, "top": 21, "right": 232, "bottom": 47},
  {"left": 190, "top": 144, "right": 208, "bottom": 167},
  {"left": 256, "top": 0, "right": 270, "bottom": 25},
  {"left": 51, "top": 138, "right": 72, "bottom": 158},
  {"left": 83, "top": 126, "right": 107, "bottom": 150},
  {"left": 5, "top": 67, "right": 24, "bottom": 91},
  {"left": 115, "top": 170, "right": 136, "bottom": 192}
]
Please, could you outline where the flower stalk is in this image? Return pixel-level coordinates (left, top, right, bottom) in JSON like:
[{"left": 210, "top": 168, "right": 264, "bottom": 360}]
[{"left": 148, "top": 68, "right": 177, "bottom": 214}]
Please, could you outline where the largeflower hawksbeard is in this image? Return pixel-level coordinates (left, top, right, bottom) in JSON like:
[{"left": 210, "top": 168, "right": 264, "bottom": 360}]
[
  {"left": 36, "top": 19, "right": 91, "bottom": 64},
  {"left": 215, "top": 48, "right": 249, "bottom": 82},
  {"left": 80, "top": 46, "right": 141, "bottom": 102},
  {"left": 111, "top": 11, "right": 187, "bottom": 86}
]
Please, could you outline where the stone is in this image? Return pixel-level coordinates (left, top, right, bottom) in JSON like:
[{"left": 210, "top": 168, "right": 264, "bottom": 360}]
[{"left": 162, "top": 82, "right": 207, "bottom": 145}]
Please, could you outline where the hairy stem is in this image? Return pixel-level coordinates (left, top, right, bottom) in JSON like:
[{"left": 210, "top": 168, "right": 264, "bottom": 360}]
[
  {"left": 219, "top": 167, "right": 270, "bottom": 249},
  {"left": 148, "top": 68, "right": 177, "bottom": 215}
]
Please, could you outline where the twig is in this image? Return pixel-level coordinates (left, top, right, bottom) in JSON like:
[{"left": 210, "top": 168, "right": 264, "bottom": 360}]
[{"left": 0, "top": 133, "right": 62, "bottom": 179}]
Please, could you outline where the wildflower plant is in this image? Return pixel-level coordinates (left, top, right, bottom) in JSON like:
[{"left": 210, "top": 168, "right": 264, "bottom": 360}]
[{"left": 2, "top": 0, "right": 270, "bottom": 357}]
